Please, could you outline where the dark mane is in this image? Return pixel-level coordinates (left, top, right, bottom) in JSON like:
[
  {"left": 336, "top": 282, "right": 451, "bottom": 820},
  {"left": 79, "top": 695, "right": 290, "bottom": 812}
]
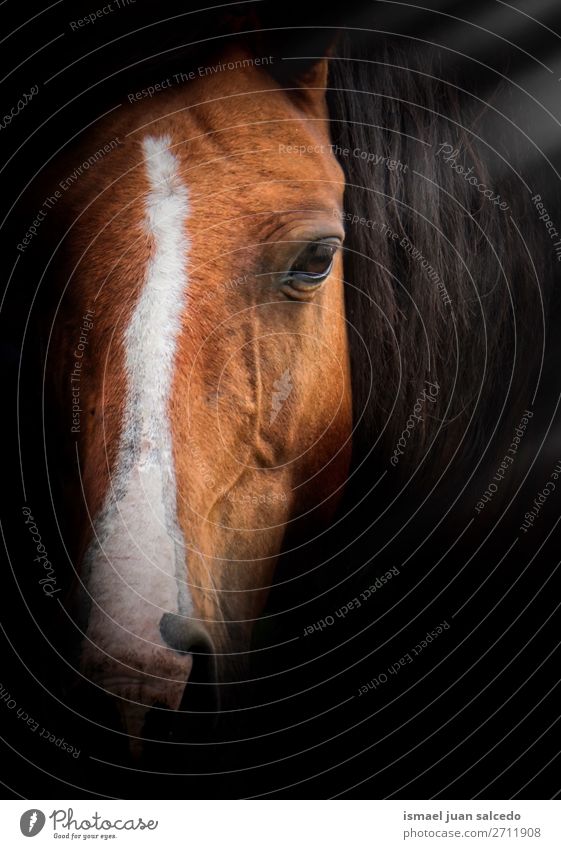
[{"left": 326, "top": 33, "right": 547, "bottom": 481}]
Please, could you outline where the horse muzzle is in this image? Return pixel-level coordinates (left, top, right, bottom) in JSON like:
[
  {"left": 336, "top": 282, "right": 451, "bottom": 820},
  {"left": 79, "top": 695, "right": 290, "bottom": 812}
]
[{"left": 78, "top": 612, "right": 217, "bottom": 760}]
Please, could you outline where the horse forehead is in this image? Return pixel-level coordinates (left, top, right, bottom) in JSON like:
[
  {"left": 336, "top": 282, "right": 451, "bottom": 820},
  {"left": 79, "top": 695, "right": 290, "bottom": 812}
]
[
  {"left": 172, "top": 131, "right": 342, "bottom": 201},
  {"left": 169, "top": 122, "right": 345, "bottom": 234},
  {"left": 160, "top": 59, "right": 343, "bottom": 193}
]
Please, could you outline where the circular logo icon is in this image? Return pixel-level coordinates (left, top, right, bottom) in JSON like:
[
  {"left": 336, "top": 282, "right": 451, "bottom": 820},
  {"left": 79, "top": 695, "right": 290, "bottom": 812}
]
[{"left": 20, "top": 810, "right": 46, "bottom": 837}]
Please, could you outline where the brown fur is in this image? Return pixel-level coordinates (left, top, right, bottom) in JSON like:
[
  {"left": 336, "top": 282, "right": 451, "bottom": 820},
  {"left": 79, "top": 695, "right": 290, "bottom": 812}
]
[{"left": 49, "top": 45, "right": 352, "bottom": 724}]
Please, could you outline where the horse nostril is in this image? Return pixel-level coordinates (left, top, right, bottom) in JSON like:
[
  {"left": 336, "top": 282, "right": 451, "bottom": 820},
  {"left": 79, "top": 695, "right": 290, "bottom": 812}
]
[
  {"left": 159, "top": 612, "right": 214, "bottom": 656},
  {"left": 159, "top": 612, "right": 218, "bottom": 710},
  {"left": 156, "top": 612, "right": 220, "bottom": 745}
]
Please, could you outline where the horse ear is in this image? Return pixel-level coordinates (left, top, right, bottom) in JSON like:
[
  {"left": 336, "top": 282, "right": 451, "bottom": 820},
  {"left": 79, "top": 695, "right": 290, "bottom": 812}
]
[
  {"left": 274, "top": 50, "right": 332, "bottom": 91},
  {"left": 242, "top": 3, "right": 340, "bottom": 111},
  {"left": 263, "top": 35, "right": 338, "bottom": 113}
]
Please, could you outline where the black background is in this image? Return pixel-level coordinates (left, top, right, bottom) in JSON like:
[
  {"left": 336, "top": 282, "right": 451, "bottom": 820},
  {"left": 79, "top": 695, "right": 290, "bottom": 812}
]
[{"left": 1, "top": 0, "right": 561, "bottom": 799}]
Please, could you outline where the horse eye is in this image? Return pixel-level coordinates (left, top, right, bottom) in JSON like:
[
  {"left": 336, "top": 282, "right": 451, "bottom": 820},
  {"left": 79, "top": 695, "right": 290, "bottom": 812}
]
[
  {"left": 280, "top": 239, "right": 340, "bottom": 299},
  {"left": 289, "top": 241, "right": 338, "bottom": 280}
]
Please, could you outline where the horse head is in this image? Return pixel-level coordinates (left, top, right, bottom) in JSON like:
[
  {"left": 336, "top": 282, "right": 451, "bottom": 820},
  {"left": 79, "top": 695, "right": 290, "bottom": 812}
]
[{"left": 49, "top": 40, "right": 352, "bottom": 755}]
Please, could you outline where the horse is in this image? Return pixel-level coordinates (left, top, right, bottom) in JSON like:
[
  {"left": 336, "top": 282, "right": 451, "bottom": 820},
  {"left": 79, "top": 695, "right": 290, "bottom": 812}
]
[{"left": 40, "top": 16, "right": 542, "bottom": 763}]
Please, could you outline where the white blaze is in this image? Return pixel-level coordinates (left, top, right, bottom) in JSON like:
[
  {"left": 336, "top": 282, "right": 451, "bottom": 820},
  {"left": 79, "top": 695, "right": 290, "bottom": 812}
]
[{"left": 82, "top": 134, "right": 192, "bottom": 683}]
